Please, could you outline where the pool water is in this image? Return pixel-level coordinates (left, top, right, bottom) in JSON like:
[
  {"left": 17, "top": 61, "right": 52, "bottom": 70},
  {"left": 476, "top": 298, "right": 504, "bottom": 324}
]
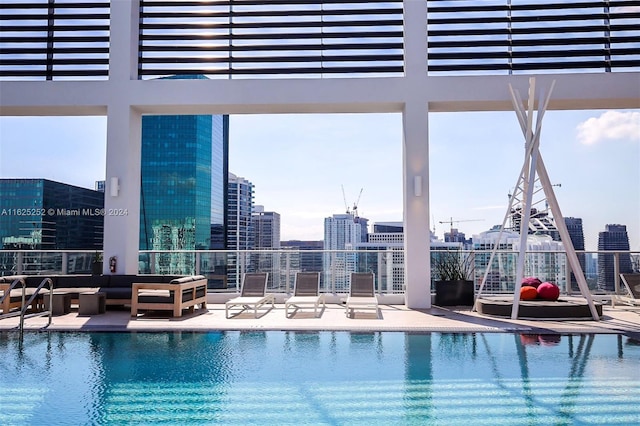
[{"left": 0, "top": 331, "right": 638, "bottom": 425}]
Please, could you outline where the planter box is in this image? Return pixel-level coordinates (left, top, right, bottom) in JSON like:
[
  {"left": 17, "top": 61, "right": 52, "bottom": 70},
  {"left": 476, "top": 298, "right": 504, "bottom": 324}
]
[
  {"left": 435, "top": 280, "right": 474, "bottom": 306},
  {"left": 91, "top": 261, "right": 103, "bottom": 275}
]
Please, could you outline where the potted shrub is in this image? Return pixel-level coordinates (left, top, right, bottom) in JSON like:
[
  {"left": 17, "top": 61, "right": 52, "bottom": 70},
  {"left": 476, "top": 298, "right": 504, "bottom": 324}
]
[
  {"left": 433, "top": 250, "right": 475, "bottom": 306},
  {"left": 91, "top": 251, "right": 103, "bottom": 275}
]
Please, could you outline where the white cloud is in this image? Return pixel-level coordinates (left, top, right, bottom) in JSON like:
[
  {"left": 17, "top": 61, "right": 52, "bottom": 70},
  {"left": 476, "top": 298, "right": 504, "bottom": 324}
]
[{"left": 576, "top": 111, "right": 640, "bottom": 145}]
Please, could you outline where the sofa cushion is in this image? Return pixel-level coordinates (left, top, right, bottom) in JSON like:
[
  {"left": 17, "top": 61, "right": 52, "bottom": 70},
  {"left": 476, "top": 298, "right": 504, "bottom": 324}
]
[
  {"left": 181, "top": 286, "right": 206, "bottom": 302},
  {"left": 49, "top": 287, "right": 100, "bottom": 298},
  {"left": 24, "top": 275, "right": 53, "bottom": 288},
  {"left": 99, "top": 287, "right": 132, "bottom": 300},
  {"left": 170, "top": 276, "right": 195, "bottom": 284},
  {"left": 0, "top": 275, "right": 27, "bottom": 284},
  {"left": 105, "top": 275, "right": 139, "bottom": 288},
  {"left": 55, "top": 275, "right": 93, "bottom": 288},
  {"left": 138, "top": 290, "right": 174, "bottom": 304},
  {"left": 7, "top": 287, "right": 41, "bottom": 298},
  {"left": 162, "top": 275, "right": 185, "bottom": 282},
  {"left": 89, "top": 275, "right": 111, "bottom": 288}
]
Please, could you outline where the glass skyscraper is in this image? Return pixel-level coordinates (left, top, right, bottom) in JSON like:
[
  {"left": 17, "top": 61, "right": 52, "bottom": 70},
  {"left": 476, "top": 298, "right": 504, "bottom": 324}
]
[
  {"left": 138, "top": 79, "right": 229, "bottom": 287},
  {"left": 0, "top": 178, "right": 103, "bottom": 250},
  {"left": 140, "top": 114, "right": 228, "bottom": 251},
  {"left": 597, "top": 224, "right": 632, "bottom": 291},
  {"left": 564, "top": 217, "right": 587, "bottom": 290},
  {"left": 227, "top": 173, "right": 254, "bottom": 251}
]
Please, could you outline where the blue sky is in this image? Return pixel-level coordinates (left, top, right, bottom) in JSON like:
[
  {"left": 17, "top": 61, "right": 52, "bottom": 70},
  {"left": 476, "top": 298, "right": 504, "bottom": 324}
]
[{"left": 0, "top": 110, "right": 638, "bottom": 251}]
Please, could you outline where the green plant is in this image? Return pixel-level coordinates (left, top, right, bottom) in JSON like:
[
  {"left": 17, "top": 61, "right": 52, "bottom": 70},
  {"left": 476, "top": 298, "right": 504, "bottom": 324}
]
[
  {"left": 93, "top": 251, "right": 103, "bottom": 263},
  {"left": 432, "top": 250, "right": 474, "bottom": 281}
]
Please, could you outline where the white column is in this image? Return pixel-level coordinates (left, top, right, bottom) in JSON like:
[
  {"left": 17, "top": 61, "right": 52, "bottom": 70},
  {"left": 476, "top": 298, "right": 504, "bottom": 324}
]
[
  {"left": 108, "top": 0, "right": 139, "bottom": 81},
  {"left": 402, "top": 0, "right": 431, "bottom": 309},
  {"left": 103, "top": 105, "right": 142, "bottom": 274},
  {"left": 403, "top": 0, "right": 428, "bottom": 79},
  {"left": 403, "top": 100, "right": 431, "bottom": 309},
  {"left": 102, "top": 0, "right": 141, "bottom": 274}
]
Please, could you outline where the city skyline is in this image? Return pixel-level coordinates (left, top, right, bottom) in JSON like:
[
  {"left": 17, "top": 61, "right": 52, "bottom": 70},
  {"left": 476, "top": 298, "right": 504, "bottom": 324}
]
[{"left": 0, "top": 109, "right": 638, "bottom": 251}]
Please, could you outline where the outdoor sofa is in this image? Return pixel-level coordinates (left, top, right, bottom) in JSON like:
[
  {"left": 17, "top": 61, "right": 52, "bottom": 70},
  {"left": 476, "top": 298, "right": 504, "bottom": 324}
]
[{"left": 1, "top": 274, "right": 207, "bottom": 317}]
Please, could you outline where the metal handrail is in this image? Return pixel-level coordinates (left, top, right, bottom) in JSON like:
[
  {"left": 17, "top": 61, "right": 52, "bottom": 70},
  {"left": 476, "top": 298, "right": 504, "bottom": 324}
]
[
  {"left": 0, "top": 276, "right": 52, "bottom": 330},
  {"left": 19, "top": 277, "right": 53, "bottom": 330},
  {"left": 0, "top": 276, "right": 27, "bottom": 320}
]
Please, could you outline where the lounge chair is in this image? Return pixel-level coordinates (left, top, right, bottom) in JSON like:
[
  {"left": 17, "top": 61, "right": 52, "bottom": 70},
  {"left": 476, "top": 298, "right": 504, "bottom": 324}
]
[
  {"left": 225, "top": 273, "right": 274, "bottom": 318},
  {"left": 285, "top": 272, "right": 325, "bottom": 318},
  {"left": 345, "top": 272, "right": 379, "bottom": 318},
  {"left": 613, "top": 273, "right": 640, "bottom": 307}
]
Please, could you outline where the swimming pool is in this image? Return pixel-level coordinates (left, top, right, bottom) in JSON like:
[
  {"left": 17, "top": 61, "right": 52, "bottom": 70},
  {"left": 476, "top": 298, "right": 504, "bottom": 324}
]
[{"left": 1, "top": 331, "right": 638, "bottom": 425}]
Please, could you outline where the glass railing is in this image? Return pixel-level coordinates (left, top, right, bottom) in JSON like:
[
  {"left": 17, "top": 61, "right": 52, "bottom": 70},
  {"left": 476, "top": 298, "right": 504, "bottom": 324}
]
[{"left": 0, "top": 249, "right": 638, "bottom": 296}]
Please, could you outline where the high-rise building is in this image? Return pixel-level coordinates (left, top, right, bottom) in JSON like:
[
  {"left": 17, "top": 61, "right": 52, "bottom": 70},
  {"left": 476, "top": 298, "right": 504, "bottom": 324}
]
[
  {"left": 363, "top": 222, "right": 461, "bottom": 294},
  {"left": 323, "top": 213, "right": 369, "bottom": 291},
  {"left": 585, "top": 253, "right": 598, "bottom": 286},
  {"left": 140, "top": 111, "right": 228, "bottom": 254},
  {"left": 597, "top": 224, "right": 632, "bottom": 291},
  {"left": 473, "top": 227, "right": 567, "bottom": 293},
  {"left": 373, "top": 222, "right": 403, "bottom": 233},
  {"left": 251, "top": 205, "right": 281, "bottom": 288},
  {"left": 444, "top": 228, "right": 468, "bottom": 245},
  {"left": 281, "top": 240, "right": 324, "bottom": 274},
  {"left": 361, "top": 222, "right": 404, "bottom": 294},
  {"left": 95, "top": 180, "right": 105, "bottom": 192},
  {"left": 0, "top": 178, "right": 103, "bottom": 250},
  {"left": 227, "top": 173, "right": 254, "bottom": 250},
  {"left": 324, "top": 213, "right": 368, "bottom": 250},
  {"left": 252, "top": 206, "right": 281, "bottom": 249},
  {"left": 139, "top": 74, "right": 228, "bottom": 268},
  {"left": 564, "top": 217, "right": 586, "bottom": 291},
  {"left": 227, "top": 173, "right": 254, "bottom": 286}
]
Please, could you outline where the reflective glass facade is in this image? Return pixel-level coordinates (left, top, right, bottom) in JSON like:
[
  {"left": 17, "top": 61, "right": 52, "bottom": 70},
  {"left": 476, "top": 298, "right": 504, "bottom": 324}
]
[
  {"left": 227, "top": 174, "right": 254, "bottom": 251},
  {"left": 140, "top": 112, "right": 228, "bottom": 252},
  {"left": 210, "top": 115, "right": 228, "bottom": 250},
  {"left": 0, "top": 179, "right": 104, "bottom": 249},
  {"left": 597, "top": 224, "right": 633, "bottom": 292}
]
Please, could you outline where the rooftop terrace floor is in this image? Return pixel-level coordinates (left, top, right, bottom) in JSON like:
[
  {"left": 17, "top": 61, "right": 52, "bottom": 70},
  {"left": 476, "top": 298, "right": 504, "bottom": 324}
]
[{"left": 2, "top": 301, "right": 639, "bottom": 338}]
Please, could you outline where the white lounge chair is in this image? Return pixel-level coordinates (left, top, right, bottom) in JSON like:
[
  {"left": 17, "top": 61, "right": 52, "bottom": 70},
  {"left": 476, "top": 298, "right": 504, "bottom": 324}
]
[
  {"left": 345, "top": 272, "right": 379, "bottom": 318},
  {"left": 285, "top": 272, "right": 325, "bottom": 318},
  {"left": 613, "top": 273, "right": 640, "bottom": 307},
  {"left": 225, "top": 273, "right": 274, "bottom": 318}
]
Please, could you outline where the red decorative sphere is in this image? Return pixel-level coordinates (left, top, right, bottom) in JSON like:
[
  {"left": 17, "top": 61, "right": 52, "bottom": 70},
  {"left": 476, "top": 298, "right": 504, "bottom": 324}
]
[
  {"left": 522, "top": 277, "right": 542, "bottom": 288},
  {"left": 520, "top": 286, "right": 538, "bottom": 300},
  {"left": 537, "top": 282, "right": 560, "bottom": 301}
]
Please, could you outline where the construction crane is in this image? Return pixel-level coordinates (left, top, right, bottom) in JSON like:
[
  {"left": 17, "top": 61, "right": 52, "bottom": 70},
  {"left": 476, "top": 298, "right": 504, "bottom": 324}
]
[
  {"left": 341, "top": 185, "right": 364, "bottom": 217},
  {"left": 438, "top": 217, "right": 484, "bottom": 236},
  {"left": 352, "top": 187, "right": 363, "bottom": 218},
  {"left": 341, "top": 184, "right": 350, "bottom": 214}
]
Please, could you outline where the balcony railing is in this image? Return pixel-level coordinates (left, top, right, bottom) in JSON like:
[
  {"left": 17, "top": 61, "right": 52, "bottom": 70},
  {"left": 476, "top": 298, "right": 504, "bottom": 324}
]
[{"left": 0, "top": 249, "right": 637, "bottom": 297}]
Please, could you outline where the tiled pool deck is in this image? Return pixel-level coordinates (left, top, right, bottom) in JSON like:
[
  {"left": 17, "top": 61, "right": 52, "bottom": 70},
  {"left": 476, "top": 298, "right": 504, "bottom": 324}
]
[{"left": 2, "top": 301, "right": 639, "bottom": 338}]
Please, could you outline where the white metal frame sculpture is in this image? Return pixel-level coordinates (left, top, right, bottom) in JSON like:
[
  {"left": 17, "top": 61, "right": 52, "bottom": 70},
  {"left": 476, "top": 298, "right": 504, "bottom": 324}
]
[{"left": 476, "top": 78, "right": 600, "bottom": 320}]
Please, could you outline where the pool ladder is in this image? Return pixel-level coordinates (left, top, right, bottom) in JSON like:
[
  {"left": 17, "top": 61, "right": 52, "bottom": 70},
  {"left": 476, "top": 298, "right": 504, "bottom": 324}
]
[{"left": 0, "top": 276, "right": 53, "bottom": 332}]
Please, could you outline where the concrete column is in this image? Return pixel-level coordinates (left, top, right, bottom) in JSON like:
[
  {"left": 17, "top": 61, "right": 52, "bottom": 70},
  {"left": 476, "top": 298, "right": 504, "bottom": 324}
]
[
  {"left": 403, "top": 0, "right": 428, "bottom": 79},
  {"left": 108, "top": 0, "right": 140, "bottom": 81},
  {"left": 402, "top": 0, "right": 431, "bottom": 309},
  {"left": 103, "top": 105, "right": 142, "bottom": 274},
  {"left": 102, "top": 0, "right": 141, "bottom": 274},
  {"left": 403, "top": 100, "right": 431, "bottom": 309}
]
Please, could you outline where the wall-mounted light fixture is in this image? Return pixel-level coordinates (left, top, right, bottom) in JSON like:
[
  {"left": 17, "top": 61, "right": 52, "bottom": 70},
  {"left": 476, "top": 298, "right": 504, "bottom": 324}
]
[
  {"left": 110, "top": 177, "right": 119, "bottom": 197},
  {"left": 414, "top": 176, "right": 422, "bottom": 197}
]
